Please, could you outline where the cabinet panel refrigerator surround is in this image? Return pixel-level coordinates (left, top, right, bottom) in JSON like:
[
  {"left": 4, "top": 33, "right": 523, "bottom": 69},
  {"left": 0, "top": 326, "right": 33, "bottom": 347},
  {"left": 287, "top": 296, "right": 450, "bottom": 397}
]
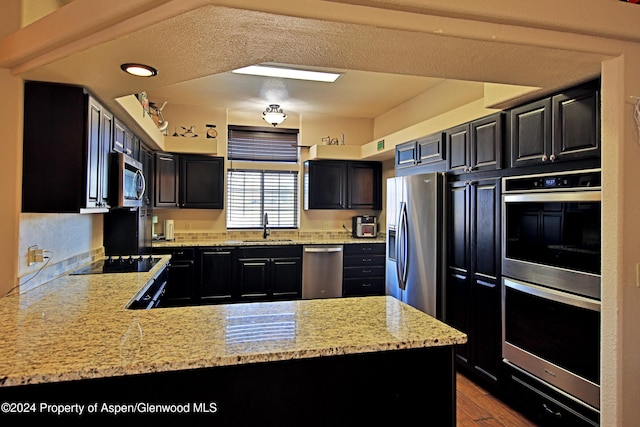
[{"left": 386, "top": 172, "right": 445, "bottom": 319}]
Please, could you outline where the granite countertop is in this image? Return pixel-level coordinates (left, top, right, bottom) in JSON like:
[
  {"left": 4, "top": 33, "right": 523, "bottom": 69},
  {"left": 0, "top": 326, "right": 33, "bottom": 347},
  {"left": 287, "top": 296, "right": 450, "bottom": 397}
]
[
  {"left": 153, "top": 236, "right": 386, "bottom": 248},
  {"left": 0, "top": 255, "right": 466, "bottom": 388}
]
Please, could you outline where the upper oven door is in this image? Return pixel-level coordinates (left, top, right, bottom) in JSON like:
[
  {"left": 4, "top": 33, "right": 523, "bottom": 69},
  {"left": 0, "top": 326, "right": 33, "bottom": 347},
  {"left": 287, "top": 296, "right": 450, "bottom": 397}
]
[{"left": 502, "top": 184, "right": 601, "bottom": 300}]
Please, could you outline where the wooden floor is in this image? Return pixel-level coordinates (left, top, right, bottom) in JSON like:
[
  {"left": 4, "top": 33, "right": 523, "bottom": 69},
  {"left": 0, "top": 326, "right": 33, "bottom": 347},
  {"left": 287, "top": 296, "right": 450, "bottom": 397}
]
[{"left": 457, "top": 373, "right": 539, "bottom": 427}]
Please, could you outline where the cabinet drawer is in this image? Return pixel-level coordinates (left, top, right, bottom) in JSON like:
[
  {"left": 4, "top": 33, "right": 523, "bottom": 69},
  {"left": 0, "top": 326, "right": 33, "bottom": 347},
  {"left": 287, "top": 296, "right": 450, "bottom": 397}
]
[
  {"left": 343, "top": 277, "right": 385, "bottom": 296},
  {"left": 343, "top": 254, "right": 385, "bottom": 267},
  {"left": 343, "top": 243, "right": 385, "bottom": 255},
  {"left": 154, "top": 247, "right": 195, "bottom": 261},
  {"left": 343, "top": 265, "right": 385, "bottom": 278},
  {"left": 236, "top": 245, "right": 301, "bottom": 259}
]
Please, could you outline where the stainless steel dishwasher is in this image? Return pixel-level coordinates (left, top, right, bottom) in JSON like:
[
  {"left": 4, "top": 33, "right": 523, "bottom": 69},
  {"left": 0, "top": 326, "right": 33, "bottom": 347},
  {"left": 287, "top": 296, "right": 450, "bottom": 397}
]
[{"left": 302, "top": 245, "right": 344, "bottom": 299}]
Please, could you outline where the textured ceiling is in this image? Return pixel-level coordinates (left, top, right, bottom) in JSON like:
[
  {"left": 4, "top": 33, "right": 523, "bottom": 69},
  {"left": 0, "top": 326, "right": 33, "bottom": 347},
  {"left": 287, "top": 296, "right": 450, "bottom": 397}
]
[{"left": 10, "top": 3, "right": 607, "bottom": 126}]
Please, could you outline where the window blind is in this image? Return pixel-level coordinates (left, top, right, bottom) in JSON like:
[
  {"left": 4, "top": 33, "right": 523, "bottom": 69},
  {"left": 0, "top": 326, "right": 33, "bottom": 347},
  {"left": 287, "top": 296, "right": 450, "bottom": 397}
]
[
  {"left": 227, "top": 169, "right": 298, "bottom": 229},
  {"left": 228, "top": 126, "right": 298, "bottom": 162}
]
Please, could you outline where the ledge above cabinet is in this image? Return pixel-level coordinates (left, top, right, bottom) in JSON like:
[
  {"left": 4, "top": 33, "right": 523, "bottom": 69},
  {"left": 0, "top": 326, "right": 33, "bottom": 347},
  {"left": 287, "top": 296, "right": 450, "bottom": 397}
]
[{"left": 163, "top": 136, "right": 218, "bottom": 155}]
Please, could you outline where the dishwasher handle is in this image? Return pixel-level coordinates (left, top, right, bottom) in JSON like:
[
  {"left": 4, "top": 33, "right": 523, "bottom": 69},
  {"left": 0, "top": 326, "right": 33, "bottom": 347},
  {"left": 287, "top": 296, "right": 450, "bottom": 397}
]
[{"left": 304, "top": 247, "right": 343, "bottom": 253}]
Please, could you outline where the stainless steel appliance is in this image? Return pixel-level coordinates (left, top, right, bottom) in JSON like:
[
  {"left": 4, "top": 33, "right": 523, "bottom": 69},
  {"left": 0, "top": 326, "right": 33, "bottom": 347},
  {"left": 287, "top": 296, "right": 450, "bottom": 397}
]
[
  {"left": 302, "top": 245, "right": 344, "bottom": 299},
  {"left": 501, "top": 169, "right": 601, "bottom": 412},
  {"left": 386, "top": 172, "right": 444, "bottom": 318},
  {"left": 352, "top": 215, "right": 377, "bottom": 238},
  {"left": 111, "top": 152, "right": 146, "bottom": 208}
]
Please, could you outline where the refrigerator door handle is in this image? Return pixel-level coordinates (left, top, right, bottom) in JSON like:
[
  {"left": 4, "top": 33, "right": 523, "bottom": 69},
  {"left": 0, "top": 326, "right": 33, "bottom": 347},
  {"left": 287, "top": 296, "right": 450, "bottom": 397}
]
[{"left": 397, "top": 201, "right": 409, "bottom": 290}]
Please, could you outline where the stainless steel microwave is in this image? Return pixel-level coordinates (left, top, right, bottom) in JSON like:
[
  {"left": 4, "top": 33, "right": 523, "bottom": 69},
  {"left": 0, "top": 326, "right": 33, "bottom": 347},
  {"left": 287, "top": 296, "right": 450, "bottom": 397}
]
[{"left": 111, "top": 152, "right": 146, "bottom": 208}]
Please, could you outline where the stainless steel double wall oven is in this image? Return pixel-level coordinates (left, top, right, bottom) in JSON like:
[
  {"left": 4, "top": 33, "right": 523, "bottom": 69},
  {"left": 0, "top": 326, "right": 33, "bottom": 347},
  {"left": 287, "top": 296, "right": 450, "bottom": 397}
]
[{"left": 501, "top": 168, "right": 601, "bottom": 413}]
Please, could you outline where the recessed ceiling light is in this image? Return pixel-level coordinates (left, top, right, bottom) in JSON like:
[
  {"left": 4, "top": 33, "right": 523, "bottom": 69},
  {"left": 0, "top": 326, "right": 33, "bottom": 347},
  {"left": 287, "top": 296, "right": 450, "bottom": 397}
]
[
  {"left": 231, "top": 65, "right": 341, "bottom": 82},
  {"left": 120, "top": 63, "right": 158, "bottom": 77}
]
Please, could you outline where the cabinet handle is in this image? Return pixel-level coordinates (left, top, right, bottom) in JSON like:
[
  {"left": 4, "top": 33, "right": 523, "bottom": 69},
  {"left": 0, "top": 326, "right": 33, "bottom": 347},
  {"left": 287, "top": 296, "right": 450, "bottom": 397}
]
[
  {"left": 542, "top": 404, "right": 562, "bottom": 419},
  {"left": 363, "top": 258, "right": 372, "bottom": 262},
  {"left": 549, "top": 154, "right": 557, "bottom": 162},
  {"left": 362, "top": 283, "right": 372, "bottom": 287},
  {"left": 541, "top": 155, "right": 548, "bottom": 162},
  {"left": 362, "top": 269, "right": 372, "bottom": 273}
]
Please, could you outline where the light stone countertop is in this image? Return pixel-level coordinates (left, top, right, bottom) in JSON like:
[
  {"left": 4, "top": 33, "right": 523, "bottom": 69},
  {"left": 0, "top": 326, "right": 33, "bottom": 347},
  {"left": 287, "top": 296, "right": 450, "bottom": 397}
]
[
  {"left": 0, "top": 255, "right": 466, "bottom": 388},
  {"left": 152, "top": 236, "right": 386, "bottom": 248}
]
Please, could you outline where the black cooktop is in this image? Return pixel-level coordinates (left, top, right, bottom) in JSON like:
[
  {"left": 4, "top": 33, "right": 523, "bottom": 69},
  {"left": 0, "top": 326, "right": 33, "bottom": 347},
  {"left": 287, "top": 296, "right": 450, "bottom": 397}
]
[{"left": 71, "top": 256, "right": 161, "bottom": 275}]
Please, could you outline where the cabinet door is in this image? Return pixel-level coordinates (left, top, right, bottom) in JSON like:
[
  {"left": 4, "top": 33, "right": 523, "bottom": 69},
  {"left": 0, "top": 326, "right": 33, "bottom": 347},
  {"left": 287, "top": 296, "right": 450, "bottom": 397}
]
[
  {"left": 510, "top": 98, "right": 552, "bottom": 168},
  {"left": 470, "top": 113, "right": 503, "bottom": 172},
  {"left": 154, "top": 153, "right": 179, "bottom": 207},
  {"left": 113, "top": 118, "right": 127, "bottom": 154},
  {"left": 270, "top": 257, "right": 302, "bottom": 299},
  {"left": 180, "top": 155, "right": 224, "bottom": 209},
  {"left": 200, "top": 248, "right": 234, "bottom": 303},
  {"left": 446, "top": 123, "right": 470, "bottom": 174},
  {"left": 153, "top": 248, "right": 195, "bottom": 306},
  {"left": 395, "top": 141, "right": 417, "bottom": 169},
  {"left": 469, "top": 178, "right": 501, "bottom": 384},
  {"left": 417, "top": 132, "right": 445, "bottom": 165},
  {"left": 305, "top": 161, "right": 347, "bottom": 209},
  {"left": 237, "top": 258, "right": 269, "bottom": 300},
  {"left": 445, "top": 181, "right": 471, "bottom": 366},
  {"left": 347, "top": 161, "right": 381, "bottom": 210},
  {"left": 552, "top": 87, "right": 600, "bottom": 162},
  {"left": 85, "top": 97, "right": 110, "bottom": 210}
]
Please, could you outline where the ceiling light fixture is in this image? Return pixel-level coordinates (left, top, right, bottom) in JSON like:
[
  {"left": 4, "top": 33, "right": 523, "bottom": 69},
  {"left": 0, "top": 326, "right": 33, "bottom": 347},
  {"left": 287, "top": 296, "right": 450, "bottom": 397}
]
[
  {"left": 120, "top": 63, "right": 158, "bottom": 77},
  {"left": 263, "top": 104, "right": 287, "bottom": 126},
  {"left": 232, "top": 65, "right": 341, "bottom": 83}
]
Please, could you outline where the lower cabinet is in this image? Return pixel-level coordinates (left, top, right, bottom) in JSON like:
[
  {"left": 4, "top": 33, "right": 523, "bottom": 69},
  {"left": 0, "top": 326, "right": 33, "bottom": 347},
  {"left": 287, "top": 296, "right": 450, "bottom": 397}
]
[
  {"left": 236, "top": 246, "right": 302, "bottom": 302},
  {"left": 445, "top": 176, "right": 502, "bottom": 387},
  {"left": 343, "top": 243, "right": 386, "bottom": 296},
  {"left": 152, "top": 247, "right": 195, "bottom": 306},
  {"left": 199, "top": 247, "right": 235, "bottom": 304}
]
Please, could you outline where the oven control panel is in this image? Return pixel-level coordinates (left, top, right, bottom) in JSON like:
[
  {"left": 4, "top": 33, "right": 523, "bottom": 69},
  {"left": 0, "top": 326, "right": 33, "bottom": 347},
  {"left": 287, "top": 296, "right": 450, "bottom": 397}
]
[{"left": 504, "top": 169, "right": 601, "bottom": 192}]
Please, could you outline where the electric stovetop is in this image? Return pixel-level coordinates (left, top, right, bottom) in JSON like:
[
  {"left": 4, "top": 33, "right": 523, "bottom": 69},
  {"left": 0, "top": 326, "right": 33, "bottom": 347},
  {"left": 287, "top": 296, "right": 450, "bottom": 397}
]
[{"left": 71, "top": 255, "right": 161, "bottom": 275}]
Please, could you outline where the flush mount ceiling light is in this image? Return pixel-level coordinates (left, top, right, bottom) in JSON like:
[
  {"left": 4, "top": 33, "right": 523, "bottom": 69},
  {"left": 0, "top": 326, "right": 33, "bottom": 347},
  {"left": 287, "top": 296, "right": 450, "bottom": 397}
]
[
  {"left": 263, "top": 104, "right": 287, "bottom": 126},
  {"left": 120, "top": 63, "right": 158, "bottom": 77},
  {"left": 232, "top": 65, "right": 341, "bottom": 83}
]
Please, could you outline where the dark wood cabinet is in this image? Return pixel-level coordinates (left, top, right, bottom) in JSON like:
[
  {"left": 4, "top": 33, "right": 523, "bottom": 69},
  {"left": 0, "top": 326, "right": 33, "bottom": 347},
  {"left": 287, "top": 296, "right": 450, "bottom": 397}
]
[
  {"left": 179, "top": 155, "right": 224, "bottom": 208},
  {"left": 447, "top": 113, "right": 503, "bottom": 174},
  {"left": 552, "top": 86, "right": 600, "bottom": 162},
  {"left": 22, "top": 81, "right": 112, "bottom": 213},
  {"left": 343, "top": 243, "right": 386, "bottom": 296},
  {"left": 113, "top": 117, "right": 138, "bottom": 159},
  {"left": 199, "top": 247, "right": 235, "bottom": 304},
  {"left": 510, "top": 81, "right": 599, "bottom": 168},
  {"left": 154, "top": 153, "right": 224, "bottom": 209},
  {"left": 446, "top": 123, "right": 471, "bottom": 174},
  {"left": 236, "top": 245, "right": 302, "bottom": 302},
  {"left": 304, "top": 160, "right": 382, "bottom": 210},
  {"left": 445, "top": 176, "right": 501, "bottom": 387},
  {"left": 395, "top": 132, "right": 445, "bottom": 173},
  {"left": 154, "top": 152, "right": 179, "bottom": 208},
  {"left": 509, "top": 98, "right": 552, "bottom": 168},
  {"left": 153, "top": 247, "right": 196, "bottom": 306}
]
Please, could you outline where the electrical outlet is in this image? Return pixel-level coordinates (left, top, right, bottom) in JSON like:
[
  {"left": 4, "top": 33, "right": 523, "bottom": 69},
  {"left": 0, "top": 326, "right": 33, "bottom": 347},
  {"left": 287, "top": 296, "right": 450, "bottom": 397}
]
[
  {"left": 28, "top": 246, "right": 45, "bottom": 266},
  {"left": 322, "top": 221, "right": 329, "bottom": 230}
]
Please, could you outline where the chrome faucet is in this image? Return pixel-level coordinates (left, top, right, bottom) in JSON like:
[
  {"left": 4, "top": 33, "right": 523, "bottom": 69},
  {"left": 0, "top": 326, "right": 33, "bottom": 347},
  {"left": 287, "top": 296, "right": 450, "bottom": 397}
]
[{"left": 263, "top": 212, "right": 270, "bottom": 239}]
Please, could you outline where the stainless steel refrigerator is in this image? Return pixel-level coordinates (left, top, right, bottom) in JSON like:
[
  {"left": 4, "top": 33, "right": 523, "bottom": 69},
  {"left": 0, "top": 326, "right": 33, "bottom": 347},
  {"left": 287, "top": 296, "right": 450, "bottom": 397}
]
[{"left": 385, "top": 172, "right": 445, "bottom": 319}]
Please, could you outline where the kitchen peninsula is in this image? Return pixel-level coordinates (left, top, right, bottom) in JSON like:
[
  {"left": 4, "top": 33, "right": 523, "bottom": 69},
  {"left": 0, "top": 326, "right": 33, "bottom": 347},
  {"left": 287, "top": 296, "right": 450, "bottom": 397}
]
[{"left": 0, "top": 256, "right": 466, "bottom": 425}]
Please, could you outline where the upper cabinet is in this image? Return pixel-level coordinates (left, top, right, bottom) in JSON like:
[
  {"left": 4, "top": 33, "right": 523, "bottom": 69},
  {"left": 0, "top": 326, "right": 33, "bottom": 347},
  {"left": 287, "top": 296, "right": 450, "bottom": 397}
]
[
  {"left": 509, "top": 82, "right": 600, "bottom": 168},
  {"left": 154, "top": 152, "right": 224, "bottom": 209},
  {"left": 395, "top": 132, "right": 445, "bottom": 175},
  {"left": 304, "top": 160, "right": 382, "bottom": 210},
  {"left": 113, "top": 118, "right": 140, "bottom": 160},
  {"left": 447, "top": 113, "right": 504, "bottom": 175},
  {"left": 22, "top": 82, "right": 112, "bottom": 213}
]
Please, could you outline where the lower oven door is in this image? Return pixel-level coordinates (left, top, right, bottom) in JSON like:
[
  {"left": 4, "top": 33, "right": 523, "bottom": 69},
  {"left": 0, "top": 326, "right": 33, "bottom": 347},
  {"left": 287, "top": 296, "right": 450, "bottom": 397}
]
[{"left": 502, "top": 277, "right": 601, "bottom": 410}]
